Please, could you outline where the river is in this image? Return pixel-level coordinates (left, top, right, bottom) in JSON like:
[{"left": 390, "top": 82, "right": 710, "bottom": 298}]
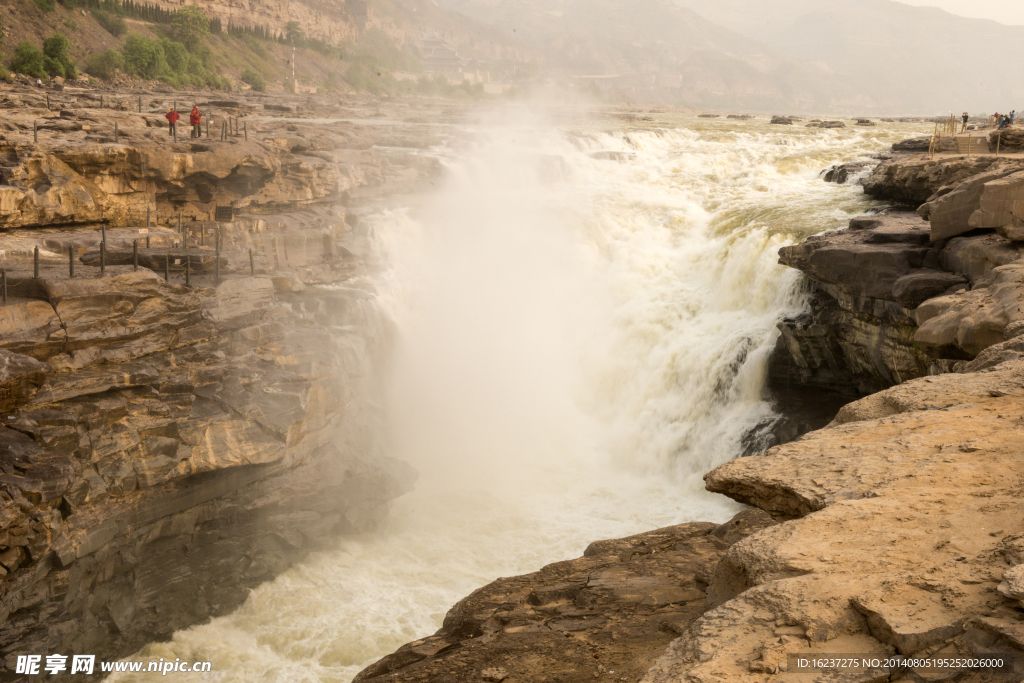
[{"left": 110, "top": 110, "right": 930, "bottom": 682}]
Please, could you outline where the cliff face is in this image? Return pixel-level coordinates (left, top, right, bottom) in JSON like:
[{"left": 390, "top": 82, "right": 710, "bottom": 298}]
[
  {"left": 0, "top": 85, "right": 448, "bottom": 676},
  {"left": 770, "top": 148, "right": 1024, "bottom": 401}
]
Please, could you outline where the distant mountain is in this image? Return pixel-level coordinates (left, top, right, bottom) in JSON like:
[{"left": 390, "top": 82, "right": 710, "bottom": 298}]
[
  {"left": 432, "top": 0, "right": 884, "bottom": 112},
  {"left": 673, "top": 0, "right": 1024, "bottom": 113}
]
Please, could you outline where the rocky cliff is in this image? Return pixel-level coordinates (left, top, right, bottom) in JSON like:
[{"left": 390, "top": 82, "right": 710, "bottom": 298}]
[{"left": 0, "top": 83, "right": 453, "bottom": 678}]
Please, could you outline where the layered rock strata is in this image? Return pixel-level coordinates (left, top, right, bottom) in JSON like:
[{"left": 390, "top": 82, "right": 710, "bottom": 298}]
[
  {"left": 0, "top": 84, "right": 452, "bottom": 678},
  {"left": 773, "top": 149, "right": 1024, "bottom": 399}
]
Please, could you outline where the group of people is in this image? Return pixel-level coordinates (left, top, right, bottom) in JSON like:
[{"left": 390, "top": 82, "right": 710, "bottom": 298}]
[
  {"left": 960, "top": 110, "right": 1018, "bottom": 132},
  {"left": 164, "top": 105, "right": 204, "bottom": 138}
]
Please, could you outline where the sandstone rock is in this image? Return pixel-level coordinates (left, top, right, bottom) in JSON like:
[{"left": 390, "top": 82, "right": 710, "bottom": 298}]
[
  {"left": 962, "top": 169, "right": 1024, "bottom": 241},
  {"left": 891, "top": 268, "right": 966, "bottom": 307},
  {"left": 997, "top": 564, "right": 1024, "bottom": 602},
  {"left": 919, "top": 165, "right": 1024, "bottom": 240},
  {"left": 778, "top": 213, "right": 935, "bottom": 301},
  {"left": 864, "top": 156, "right": 1024, "bottom": 206},
  {"left": 770, "top": 116, "right": 794, "bottom": 125},
  {"left": 355, "top": 511, "right": 774, "bottom": 683},
  {"left": 0, "top": 351, "right": 48, "bottom": 412},
  {"left": 915, "top": 263, "right": 1024, "bottom": 356},
  {"left": 645, "top": 362, "right": 1024, "bottom": 683}
]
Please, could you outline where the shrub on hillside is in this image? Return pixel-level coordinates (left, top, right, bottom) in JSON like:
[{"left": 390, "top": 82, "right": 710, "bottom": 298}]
[
  {"left": 171, "top": 5, "right": 210, "bottom": 51},
  {"left": 83, "top": 50, "right": 123, "bottom": 80},
  {"left": 92, "top": 10, "right": 127, "bottom": 37},
  {"left": 43, "top": 33, "right": 77, "bottom": 79},
  {"left": 240, "top": 68, "right": 264, "bottom": 91},
  {"left": 0, "top": 56, "right": 10, "bottom": 84},
  {"left": 9, "top": 42, "right": 47, "bottom": 79},
  {"left": 122, "top": 34, "right": 168, "bottom": 80},
  {"left": 35, "top": 0, "right": 56, "bottom": 12}
]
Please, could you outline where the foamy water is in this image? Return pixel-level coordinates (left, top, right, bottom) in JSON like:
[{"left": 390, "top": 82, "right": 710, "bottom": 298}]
[{"left": 110, "top": 113, "right": 930, "bottom": 682}]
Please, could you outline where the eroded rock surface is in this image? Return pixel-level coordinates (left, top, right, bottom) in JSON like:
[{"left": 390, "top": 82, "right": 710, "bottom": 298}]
[
  {"left": 355, "top": 511, "right": 775, "bottom": 683},
  {"left": 641, "top": 361, "right": 1024, "bottom": 683}
]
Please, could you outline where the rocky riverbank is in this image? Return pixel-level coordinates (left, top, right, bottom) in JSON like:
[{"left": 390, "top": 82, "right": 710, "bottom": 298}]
[
  {"left": 359, "top": 129, "right": 1024, "bottom": 683},
  {"left": 0, "top": 82, "right": 461, "bottom": 678}
]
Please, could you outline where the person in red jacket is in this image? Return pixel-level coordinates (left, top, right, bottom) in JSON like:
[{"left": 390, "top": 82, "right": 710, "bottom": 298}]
[
  {"left": 165, "top": 106, "right": 180, "bottom": 137},
  {"left": 189, "top": 105, "right": 202, "bottom": 138}
]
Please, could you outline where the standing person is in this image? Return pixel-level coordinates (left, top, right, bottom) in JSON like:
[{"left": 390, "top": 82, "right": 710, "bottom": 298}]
[
  {"left": 1012, "top": 110, "right": 1017, "bottom": 126},
  {"left": 165, "top": 106, "right": 180, "bottom": 138},
  {"left": 961, "top": 111, "right": 969, "bottom": 133},
  {"left": 189, "top": 105, "right": 202, "bottom": 138}
]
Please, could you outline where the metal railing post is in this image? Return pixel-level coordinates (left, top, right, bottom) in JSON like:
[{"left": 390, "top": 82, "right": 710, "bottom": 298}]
[
  {"left": 164, "top": 254, "right": 170, "bottom": 281},
  {"left": 133, "top": 240, "right": 138, "bottom": 271},
  {"left": 100, "top": 241, "right": 105, "bottom": 273},
  {"left": 215, "top": 226, "right": 221, "bottom": 281},
  {"left": 185, "top": 256, "right": 191, "bottom": 287},
  {"left": 69, "top": 246, "right": 74, "bottom": 278},
  {"left": 2, "top": 270, "right": 6, "bottom": 303},
  {"left": 33, "top": 246, "right": 39, "bottom": 279},
  {"left": 249, "top": 248, "right": 255, "bottom": 276}
]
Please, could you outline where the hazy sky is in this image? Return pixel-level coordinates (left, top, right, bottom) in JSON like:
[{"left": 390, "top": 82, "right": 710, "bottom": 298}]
[{"left": 897, "top": 0, "right": 1024, "bottom": 26}]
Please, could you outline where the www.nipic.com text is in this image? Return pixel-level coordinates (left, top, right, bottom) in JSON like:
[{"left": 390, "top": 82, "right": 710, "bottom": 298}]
[{"left": 16, "top": 655, "right": 213, "bottom": 675}]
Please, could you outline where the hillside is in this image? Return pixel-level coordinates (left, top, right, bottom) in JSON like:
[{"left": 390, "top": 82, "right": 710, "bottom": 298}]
[{"left": 434, "top": 0, "right": 870, "bottom": 111}]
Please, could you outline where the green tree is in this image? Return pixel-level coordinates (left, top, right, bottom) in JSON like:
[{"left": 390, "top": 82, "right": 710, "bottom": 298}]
[
  {"left": 171, "top": 5, "right": 210, "bottom": 51},
  {"left": 161, "top": 38, "right": 189, "bottom": 73},
  {"left": 43, "top": 33, "right": 77, "bottom": 79},
  {"left": 285, "top": 21, "right": 304, "bottom": 44},
  {"left": 83, "top": 49, "right": 123, "bottom": 80},
  {"left": 9, "top": 41, "right": 47, "bottom": 79},
  {"left": 240, "top": 68, "right": 265, "bottom": 91},
  {"left": 121, "top": 33, "right": 168, "bottom": 79}
]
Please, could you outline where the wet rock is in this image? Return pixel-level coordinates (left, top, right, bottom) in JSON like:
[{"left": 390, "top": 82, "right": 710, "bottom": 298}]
[
  {"left": 821, "top": 160, "right": 874, "bottom": 184},
  {"left": 770, "top": 116, "right": 794, "bottom": 125}
]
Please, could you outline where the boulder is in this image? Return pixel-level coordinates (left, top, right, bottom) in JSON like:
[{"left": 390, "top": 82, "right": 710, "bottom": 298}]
[
  {"left": 914, "top": 263, "right": 1024, "bottom": 357},
  {"left": 821, "top": 160, "right": 874, "bottom": 184},
  {"left": 777, "top": 213, "right": 936, "bottom": 302},
  {"left": 919, "top": 166, "right": 1024, "bottom": 240},
  {"left": 965, "top": 170, "right": 1024, "bottom": 241},
  {"left": 770, "top": 116, "right": 794, "bottom": 125}
]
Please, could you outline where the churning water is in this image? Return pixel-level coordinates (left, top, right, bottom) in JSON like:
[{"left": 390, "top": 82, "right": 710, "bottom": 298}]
[{"left": 110, "top": 112, "right": 930, "bottom": 682}]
